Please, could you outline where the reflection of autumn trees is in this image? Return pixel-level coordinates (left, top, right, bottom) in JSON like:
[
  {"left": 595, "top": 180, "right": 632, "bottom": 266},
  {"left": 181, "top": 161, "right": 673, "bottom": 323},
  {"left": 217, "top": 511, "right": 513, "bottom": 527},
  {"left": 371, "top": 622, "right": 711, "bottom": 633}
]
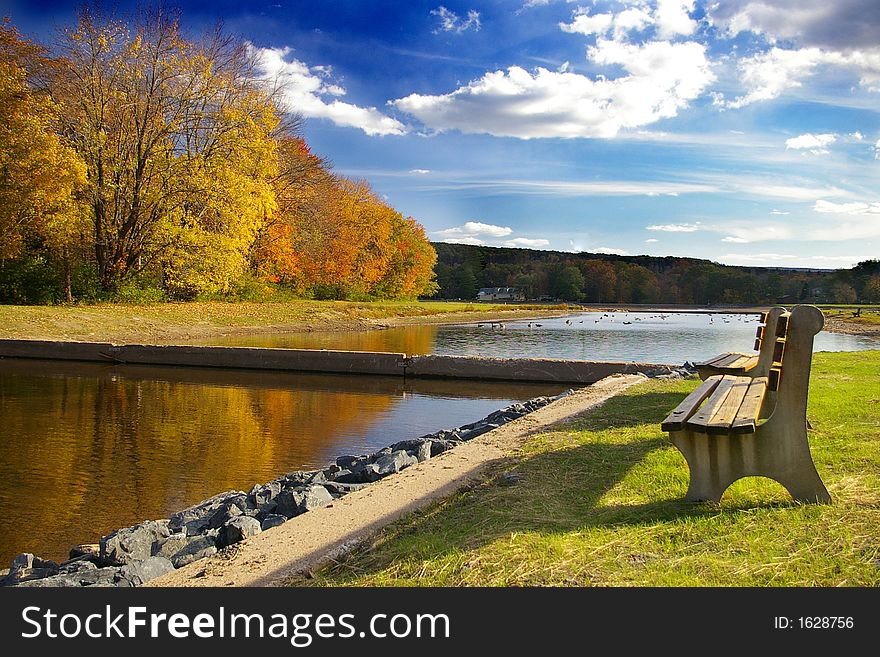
[
  {"left": 202, "top": 324, "right": 439, "bottom": 355},
  {"left": 0, "top": 12, "right": 437, "bottom": 303},
  {"left": 0, "top": 361, "right": 557, "bottom": 564},
  {"left": 0, "top": 364, "right": 394, "bottom": 563}
]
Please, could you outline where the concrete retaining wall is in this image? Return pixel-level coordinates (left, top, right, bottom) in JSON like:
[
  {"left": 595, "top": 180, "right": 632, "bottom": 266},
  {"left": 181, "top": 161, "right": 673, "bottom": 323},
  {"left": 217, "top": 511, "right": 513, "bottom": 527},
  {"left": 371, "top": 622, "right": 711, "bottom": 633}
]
[
  {"left": 0, "top": 340, "right": 406, "bottom": 377},
  {"left": 0, "top": 339, "right": 677, "bottom": 383},
  {"left": 406, "top": 354, "right": 675, "bottom": 383}
]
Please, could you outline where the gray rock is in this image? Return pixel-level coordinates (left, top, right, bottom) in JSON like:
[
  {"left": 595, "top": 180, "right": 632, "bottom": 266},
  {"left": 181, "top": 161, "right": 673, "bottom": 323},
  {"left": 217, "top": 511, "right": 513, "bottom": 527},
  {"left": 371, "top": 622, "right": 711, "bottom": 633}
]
[
  {"left": 260, "top": 514, "right": 286, "bottom": 531},
  {"left": 305, "top": 470, "right": 327, "bottom": 485},
  {"left": 323, "top": 481, "right": 370, "bottom": 496},
  {"left": 58, "top": 560, "right": 97, "bottom": 575},
  {"left": 100, "top": 520, "right": 171, "bottom": 566},
  {"left": 117, "top": 557, "right": 175, "bottom": 586},
  {"left": 14, "top": 566, "right": 122, "bottom": 588},
  {"left": 413, "top": 440, "right": 432, "bottom": 462},
  {"left": 298, "top": 484, "right": 333, "bottom": 512},
  {"left": 336, "top": 455, "right": 368, "bottom": 470},
  {"left": 217, "top": 516, "right": 261, "bottom": 548},
  {"left": 335, "top": 469, "right": 377, "bottom": 484},
  {"left": 10, "top": 553, "right": 33, "bottom": 572},
  {"left": 374, "top": 450, "right": 418, "bottom": 477},
  {"left": 168, "top": 490, "right": 247, "bottom": 535},
  {"left": 429, "top": 439, "right": 458, "bottom": 457},
  {"left": 389, "top": 438, "right": 432, "bottom": 461},
  {"left": 13, "top": 573, "right": 82, "bottom": 587},
  {"left": 3, "top": 567, "right": 60, "bottom": 585},
  {"left": 248, "top": 481, "right": 281, "bottom": 508},
  {"left": 170, "top": 535, "right": 218, "bottom": 568},
  {"left": 69, "top": 544, "right": 100, "bottom": 560},
  {"left": 152, "top": 533, "right": 190, "bottom": 559},
  {"left": 273, "top": 490, "right": 304, "bottom": 518},
  {"left": 207, "top": 502, "right": 243, "bottom": 529}
]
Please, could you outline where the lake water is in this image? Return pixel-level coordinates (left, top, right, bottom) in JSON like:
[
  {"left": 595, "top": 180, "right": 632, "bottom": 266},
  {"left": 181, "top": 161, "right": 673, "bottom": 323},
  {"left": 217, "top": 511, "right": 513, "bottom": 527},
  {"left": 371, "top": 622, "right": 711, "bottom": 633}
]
[
  {"left": 0, "top": 359, "right": 563, "bottom": 565},
  {"left": 199, "top": 311, "right": 878, "bottom": 364}
]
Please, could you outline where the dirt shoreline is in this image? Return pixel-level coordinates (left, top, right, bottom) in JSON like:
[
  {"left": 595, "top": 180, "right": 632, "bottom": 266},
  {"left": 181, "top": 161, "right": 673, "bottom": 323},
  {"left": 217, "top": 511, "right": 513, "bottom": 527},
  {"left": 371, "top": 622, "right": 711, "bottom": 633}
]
[{"left": 148, "top": 374, "right": 647, "bottom": 587}]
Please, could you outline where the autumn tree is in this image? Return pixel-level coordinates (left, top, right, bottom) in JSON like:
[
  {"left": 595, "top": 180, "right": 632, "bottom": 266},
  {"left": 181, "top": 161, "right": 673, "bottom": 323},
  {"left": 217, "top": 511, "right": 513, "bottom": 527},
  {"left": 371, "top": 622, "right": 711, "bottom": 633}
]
[
  {"left": 258, "top": 135, "right": 437, "bottom": 299},
  {"left": 53, "top": 7, "right": 279, "bottom": 296},
  {"left": 579, "top": 260, "right": 617, "bottom": 302},
  {"left": 0, "top": 21, "right": 87, "bottom": 301}
]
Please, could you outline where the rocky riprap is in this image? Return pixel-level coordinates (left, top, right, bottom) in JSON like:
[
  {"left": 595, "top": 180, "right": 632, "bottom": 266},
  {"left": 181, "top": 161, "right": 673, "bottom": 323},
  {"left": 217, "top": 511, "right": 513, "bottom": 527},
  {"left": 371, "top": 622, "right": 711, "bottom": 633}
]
[{"left": 2, "top": 392, "right": 568, "bottom": 587}]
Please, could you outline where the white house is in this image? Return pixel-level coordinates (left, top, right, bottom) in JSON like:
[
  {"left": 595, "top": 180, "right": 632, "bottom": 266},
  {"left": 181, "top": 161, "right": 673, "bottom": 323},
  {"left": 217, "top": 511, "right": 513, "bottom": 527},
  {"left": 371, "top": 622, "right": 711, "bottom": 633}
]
[{"left": 477, "top": 287, "right": 522, "bottom": 301}]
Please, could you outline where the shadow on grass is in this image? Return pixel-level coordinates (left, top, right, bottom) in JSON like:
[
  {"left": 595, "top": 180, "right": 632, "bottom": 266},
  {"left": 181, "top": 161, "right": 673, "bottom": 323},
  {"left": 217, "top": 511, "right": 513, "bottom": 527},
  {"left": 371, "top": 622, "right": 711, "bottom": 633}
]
[
  {"left": 556, "top": 390, "right": 695, "bottom": 433},
  {"left": 303, "top": 386, "right": 811, "bottom": 584}
]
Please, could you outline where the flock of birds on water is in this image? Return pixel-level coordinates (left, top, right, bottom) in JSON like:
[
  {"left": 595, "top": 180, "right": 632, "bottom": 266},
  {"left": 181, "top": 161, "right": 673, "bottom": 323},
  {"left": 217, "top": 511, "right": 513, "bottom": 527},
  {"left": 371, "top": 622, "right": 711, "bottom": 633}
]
[{"left": 475, "top": 312, "right": 761, "bottom": 330}]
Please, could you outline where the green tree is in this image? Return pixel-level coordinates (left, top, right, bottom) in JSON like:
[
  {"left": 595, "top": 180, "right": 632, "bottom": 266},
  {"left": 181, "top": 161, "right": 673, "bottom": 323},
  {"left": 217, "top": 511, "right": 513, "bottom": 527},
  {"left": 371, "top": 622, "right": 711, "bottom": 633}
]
[
  {"left": 549, "top": 265, "right": 585, "bottom": 301},
  {"left": 862, "top": 275, "right": 880, "bottom": 303}
]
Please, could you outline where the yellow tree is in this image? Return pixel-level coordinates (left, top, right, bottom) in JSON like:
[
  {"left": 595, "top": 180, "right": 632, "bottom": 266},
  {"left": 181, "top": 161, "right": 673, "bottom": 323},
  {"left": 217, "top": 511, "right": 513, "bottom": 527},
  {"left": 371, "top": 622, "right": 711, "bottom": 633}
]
[
  {"left": 0, "top": 21, "right": 86, "bottom": 299},
  {"left": 54, "top": 7, "right": 280, "bottom": 295}
]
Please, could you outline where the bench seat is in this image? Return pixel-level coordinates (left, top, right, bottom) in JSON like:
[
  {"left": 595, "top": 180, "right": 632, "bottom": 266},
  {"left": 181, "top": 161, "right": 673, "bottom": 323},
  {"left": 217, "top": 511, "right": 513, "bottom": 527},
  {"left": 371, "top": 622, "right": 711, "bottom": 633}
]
[
  {"left": 695, "top": 353, "right": 758, "bottom": 378},
  {"left": 661, "top": 374, "right": 767, "bottom": 435}
]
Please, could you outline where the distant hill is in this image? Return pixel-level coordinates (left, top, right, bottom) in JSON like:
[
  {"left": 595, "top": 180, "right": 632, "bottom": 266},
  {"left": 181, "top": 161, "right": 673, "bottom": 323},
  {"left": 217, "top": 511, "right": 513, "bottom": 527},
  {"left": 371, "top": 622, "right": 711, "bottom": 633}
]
[{"left": 429, "top": 242, "right": 879, "bottom": 305}]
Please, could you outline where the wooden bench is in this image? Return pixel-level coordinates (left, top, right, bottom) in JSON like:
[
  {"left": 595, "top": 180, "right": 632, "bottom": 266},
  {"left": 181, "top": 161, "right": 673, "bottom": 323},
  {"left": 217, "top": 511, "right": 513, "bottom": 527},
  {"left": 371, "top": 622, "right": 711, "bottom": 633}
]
[
  {"left": 695, "top": 307, "right": 786, "bottom": 380},
  {"left": 662, "top": 304, "right": 830, "bottom": 504}
]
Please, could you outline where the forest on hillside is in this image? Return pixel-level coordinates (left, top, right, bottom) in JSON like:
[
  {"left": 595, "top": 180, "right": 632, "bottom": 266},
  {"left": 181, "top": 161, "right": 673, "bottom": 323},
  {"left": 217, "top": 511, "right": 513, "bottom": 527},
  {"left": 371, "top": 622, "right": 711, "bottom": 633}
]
[
  {"left": 432, "top": 243, "right": 880, "bottom": 305},
  {"left": 0, "top": 11, "right": 437, "bottom": 304}
]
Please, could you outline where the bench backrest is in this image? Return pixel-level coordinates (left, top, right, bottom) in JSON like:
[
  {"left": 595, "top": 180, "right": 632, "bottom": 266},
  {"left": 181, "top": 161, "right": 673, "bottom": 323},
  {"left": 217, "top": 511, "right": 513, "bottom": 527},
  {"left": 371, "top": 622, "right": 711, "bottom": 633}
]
[
  {"left": 763, "top": 304, "right": 824, "bottom": 423},
  {"left": 752, "top": 306, "right": 787, "bottom": 378}
]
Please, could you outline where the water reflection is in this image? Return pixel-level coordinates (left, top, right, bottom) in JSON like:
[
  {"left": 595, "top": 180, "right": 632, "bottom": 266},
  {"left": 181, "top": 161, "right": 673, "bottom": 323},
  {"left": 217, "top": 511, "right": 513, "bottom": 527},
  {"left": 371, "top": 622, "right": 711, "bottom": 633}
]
[
  {"left": 200, "top": 311, "right": 879, "bottom": 363},
  {"left": 0, "top": 359, "right": 562, "bottom": 565}
]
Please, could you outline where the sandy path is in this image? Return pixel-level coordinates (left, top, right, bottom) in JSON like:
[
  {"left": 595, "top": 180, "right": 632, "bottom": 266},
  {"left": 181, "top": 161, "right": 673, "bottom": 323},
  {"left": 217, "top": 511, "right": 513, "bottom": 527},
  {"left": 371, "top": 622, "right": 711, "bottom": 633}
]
[{"left": 148, "top": 374, "right": 646, "bottom": 587}]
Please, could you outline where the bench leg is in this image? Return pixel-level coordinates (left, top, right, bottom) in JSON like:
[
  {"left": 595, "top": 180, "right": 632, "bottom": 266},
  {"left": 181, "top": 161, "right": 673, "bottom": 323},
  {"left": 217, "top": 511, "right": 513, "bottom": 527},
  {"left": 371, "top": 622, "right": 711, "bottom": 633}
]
[
  {"left": 669, "top": 431, "right": 732, "bottom": 503},
  {"left": 669, "top": 425, "right": 831, "bottom": 504},
  {"left": 753, "top": 420, "right": 831, "bottom": 504}
]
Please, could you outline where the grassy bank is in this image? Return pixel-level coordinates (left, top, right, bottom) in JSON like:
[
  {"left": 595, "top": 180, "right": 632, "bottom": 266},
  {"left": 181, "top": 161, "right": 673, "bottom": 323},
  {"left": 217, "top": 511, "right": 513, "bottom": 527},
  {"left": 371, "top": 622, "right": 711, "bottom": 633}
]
[
  {"left": 297, "top": 350, "right": 880, "bottom": 586},
  {"left": 820, "top": 305, "right": 880, "bottom": 334},
  {"left": 0, "top": 300, "right": 570, "bottom": 344}
]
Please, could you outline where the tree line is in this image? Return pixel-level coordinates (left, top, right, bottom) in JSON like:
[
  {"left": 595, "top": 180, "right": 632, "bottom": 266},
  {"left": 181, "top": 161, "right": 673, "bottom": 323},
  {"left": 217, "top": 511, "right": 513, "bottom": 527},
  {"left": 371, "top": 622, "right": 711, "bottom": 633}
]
[
  {"left": 432, "top": 243, "right": 880, "bottom": 305},
  {"left": 0, "top": 10, "right": 437, "bottom": 304}
]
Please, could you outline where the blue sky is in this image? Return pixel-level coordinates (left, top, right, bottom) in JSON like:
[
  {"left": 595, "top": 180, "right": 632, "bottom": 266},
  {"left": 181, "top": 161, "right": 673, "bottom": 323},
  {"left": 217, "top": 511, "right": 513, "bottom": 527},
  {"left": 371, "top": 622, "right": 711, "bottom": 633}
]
[{"left": 6, "top": 1, "right": 880, "bottom": 268}]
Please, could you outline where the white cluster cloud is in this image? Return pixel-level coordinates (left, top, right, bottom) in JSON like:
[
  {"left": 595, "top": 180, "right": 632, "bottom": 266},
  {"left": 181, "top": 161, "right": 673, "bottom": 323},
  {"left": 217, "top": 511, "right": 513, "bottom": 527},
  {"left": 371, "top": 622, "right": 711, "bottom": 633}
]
[
  {"left": 502, "top": 238, "right": 551, "bottom": 248},
  {"left": 431, "top": 6, "right": 481, "bottom": 34},
  {"left": 409, "top": 169, "right": 431, "bottom": 175},
  {"left": 594, "top": 247, "right": 631, "bottom": 255},
  {"left": 655, "top": 0, "right": 698, "bottom": 39},
  {"left": 434, "top": 221, "right": 513, "bottom": 244},
  {"left": 646, "top": 222, "right": 701, "bottom": 232},
  {"left": 559, "top": 1, "right": 693, "bottom": 40},
  {"left": 709, "top": 0, "right": 880, "bottom": 50},
  {"left": 250, "top": 46, "right": 406, "bottom": 136},
  {"left": 723, "top": 47, "right": 831, "bottom": 109},
  {"left": 711, "top": 1, "right": 880, "bottom": 107},
  {"left": 785, "top": 132, "right": 837, "bottom": 155},
  {"left": 433, "top": 221, "right": 551, "bottom": 248},
  {"left": 392, "top": 38, "right": 714, "bottom": 139},
  {"left": 813, "top": 199, "right": 880, "bottom": 215}
]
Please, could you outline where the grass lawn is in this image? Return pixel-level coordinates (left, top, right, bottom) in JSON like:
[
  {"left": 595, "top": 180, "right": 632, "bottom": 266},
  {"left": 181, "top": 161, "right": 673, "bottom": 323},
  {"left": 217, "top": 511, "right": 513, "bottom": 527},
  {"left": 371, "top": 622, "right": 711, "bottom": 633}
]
[
  {"left": 0, "top": 300, "right": 568, "bottom": 343},
  {"left": 298, "top": 350, "right": 880, "bottom": 587}
]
